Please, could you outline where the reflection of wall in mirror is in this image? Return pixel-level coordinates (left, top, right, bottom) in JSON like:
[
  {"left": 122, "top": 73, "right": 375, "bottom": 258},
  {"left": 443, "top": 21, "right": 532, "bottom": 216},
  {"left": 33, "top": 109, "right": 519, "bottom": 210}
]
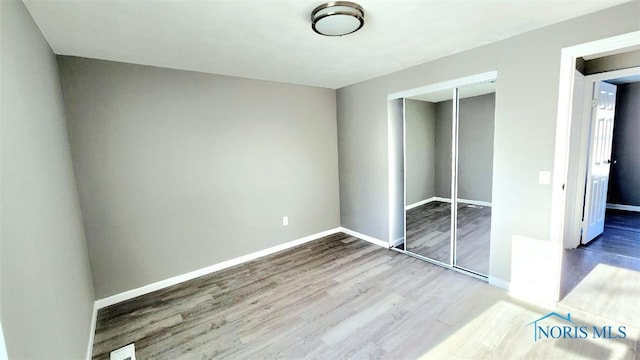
[
  {"left": 405, "top": 99, "right": 436, "bottom": 205},
  {"left": 405, "top": 93, "right": 495, "bottom": 207}
]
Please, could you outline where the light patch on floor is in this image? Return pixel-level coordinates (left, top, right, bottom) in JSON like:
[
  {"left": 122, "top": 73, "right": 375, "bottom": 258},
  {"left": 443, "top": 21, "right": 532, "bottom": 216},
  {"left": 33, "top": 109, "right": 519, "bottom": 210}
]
[
  {"left": 560, "top": 263, "right": 640, "bottom": 329},
  {"left": 420, "top": 300, "right": 638, "bottom": 359}
]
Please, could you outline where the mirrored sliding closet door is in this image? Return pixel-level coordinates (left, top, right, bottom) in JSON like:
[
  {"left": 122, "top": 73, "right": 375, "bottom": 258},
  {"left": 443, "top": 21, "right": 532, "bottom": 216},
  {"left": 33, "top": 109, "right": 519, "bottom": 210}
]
[
  {"left": 403, "top": 89, "right": 453, "bottom": 265},
  {"left": 392, "top": 74, "right": 496, "bottom": 278},
  {"left": 454, "top": 82, "right": 495, "bottom": 276}
]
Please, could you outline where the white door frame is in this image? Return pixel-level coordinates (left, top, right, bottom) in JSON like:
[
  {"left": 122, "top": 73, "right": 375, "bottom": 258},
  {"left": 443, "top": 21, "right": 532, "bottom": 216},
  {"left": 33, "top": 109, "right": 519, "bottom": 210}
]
[
  {"left": 550, "top": 31, "right": 640, "bottom": 301},
  {"left": 564, "top": 66, "right": 640, "bottom": 249},
  {"left": 0, "top": 321, "right": 8, "bottom": 360}
]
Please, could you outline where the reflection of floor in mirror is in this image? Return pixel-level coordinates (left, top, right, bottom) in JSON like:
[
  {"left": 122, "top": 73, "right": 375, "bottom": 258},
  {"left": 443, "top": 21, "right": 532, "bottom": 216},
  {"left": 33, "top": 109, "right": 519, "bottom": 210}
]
[{"left": 406, "top": 201, "right": 491, "bottom": 274}]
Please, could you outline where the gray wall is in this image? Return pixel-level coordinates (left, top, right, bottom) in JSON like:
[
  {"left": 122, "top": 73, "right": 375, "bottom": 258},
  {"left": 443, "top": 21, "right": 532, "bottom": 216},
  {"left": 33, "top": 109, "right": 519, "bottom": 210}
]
[
  {"left": 432, "top": 94, "right": 495, "bottom": 202},
  {"left": 458, "top": 93, "right": 496, "bottom": 202},
  {"left": 336, "top": 1, "right": 640, "bottom": 283},
  {"left": 405, "top": 99, "right": 436, "bottom": 205},
  {"left": 0, "top": 1, "right": 95, "bottom": 358},
  {"left": 58, "top": 57, "right": 340, "bottom": 298},
  {"left": 608, "top": 82, "right": 640, "bottom": 206},
  {"left": 434, "top": 100, "right": 453, "bottom": 198}
]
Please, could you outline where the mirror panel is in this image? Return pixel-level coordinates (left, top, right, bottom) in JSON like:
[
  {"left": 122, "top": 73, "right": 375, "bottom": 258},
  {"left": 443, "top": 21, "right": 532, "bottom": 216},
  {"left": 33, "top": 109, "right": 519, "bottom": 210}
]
[
  {"left": 454, "top": 81, "right": 496, "bottom": 275},
  {"left": 404, "top": 90, "right": 453, "bottom": 264}
]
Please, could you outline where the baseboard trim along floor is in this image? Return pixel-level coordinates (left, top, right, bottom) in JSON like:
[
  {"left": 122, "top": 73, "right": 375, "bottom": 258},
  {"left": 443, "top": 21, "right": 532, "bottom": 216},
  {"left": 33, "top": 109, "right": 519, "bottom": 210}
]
[
  {"left": 86, "top": 226, "right": 390, "bottom": 358},
  {"left": 94, "top": 226, "right": 389, "bottom": 311}
]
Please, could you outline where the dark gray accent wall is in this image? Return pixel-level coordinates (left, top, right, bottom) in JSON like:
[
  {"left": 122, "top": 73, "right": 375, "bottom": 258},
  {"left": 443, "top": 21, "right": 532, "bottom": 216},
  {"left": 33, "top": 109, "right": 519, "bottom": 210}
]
[
  {"left": 336, "top": 1, "right": 640, "bottom": 283},
  {"left": 608, "top": 82, "right": 640, "bottom": 206},
  {"left": 58, "top": 57, "right": 340, "bottom": 298},
  {"left": 0, "top": 1, "right": 95, "bottom": 358},
  {"left": 405, "top": 99, "right": 436, "bottom": 205}
]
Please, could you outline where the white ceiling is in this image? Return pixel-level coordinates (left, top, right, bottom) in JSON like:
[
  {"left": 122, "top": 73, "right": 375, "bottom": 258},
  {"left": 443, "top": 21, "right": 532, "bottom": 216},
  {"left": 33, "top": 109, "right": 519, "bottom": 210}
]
[{"left": 24, "top": 0, "right": 631, "bottom": 89}]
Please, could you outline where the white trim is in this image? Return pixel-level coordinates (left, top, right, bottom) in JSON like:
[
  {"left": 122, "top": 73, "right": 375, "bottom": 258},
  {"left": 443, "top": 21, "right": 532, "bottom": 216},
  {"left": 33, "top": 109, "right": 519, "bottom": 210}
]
[
  {"left": 488, "top": 276, "right": 510, "bottom": 291},
  {"left": 388, "top": 70, "right": 498, "bottom": 100},
  {"left": 402, "top": 98, "right": 407, "bottom": 251},
  {"left": 606, "top": 203, "right": 640, "bottom": 212},
  {"left": 0, "top": 321, "right": 8, "bottom": 360},
  {"left": 552, "top": 31, "right": 640, "bottom": 302},
  {"left": 458, "top": 199, "right": 492, "bottom": 207},
  {"left": 405, "top": 197, "right": 437, "bottom": 210},
  {"left": 95, "top": 227, "right": 342, "bottom": 309},
  {"left": 339, "top": 227, "right": 390, "bottom": 249},
  {"left": 85, "top": 304, "right": 98, "bottom": 360},
  {"left": 584, "top": 66, "right": 640, "bottom": 82},
  {"left": 390, "top": 237, "right": 404, "bottom": 248},
  {"left": 407, "top": 196, "right": 492, "bottom": 208},
  {"left": 388, "top": 98, "right": 404, "bottom": 248}
]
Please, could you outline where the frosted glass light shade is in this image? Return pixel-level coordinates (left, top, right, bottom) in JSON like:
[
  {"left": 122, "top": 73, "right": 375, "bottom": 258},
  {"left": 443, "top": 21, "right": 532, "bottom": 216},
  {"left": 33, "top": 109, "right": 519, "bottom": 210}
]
[{"left": 311, "top": 2, "right": 364, "bottom": 37}]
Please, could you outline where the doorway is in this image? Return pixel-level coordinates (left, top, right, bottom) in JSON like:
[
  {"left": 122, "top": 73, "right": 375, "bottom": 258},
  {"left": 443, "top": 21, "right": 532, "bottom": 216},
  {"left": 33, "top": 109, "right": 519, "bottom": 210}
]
[
  {"left": 560, "top": 61, "right": 640, "bottom": 297},
  {"left": 387, "top": 72, "right": 497, "bottom": 279}
]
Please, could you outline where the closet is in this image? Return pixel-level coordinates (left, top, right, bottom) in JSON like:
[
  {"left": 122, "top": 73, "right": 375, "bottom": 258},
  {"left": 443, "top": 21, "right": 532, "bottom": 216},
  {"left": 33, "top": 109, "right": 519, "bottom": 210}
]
[{"left": 389, "top": 73, "right": 497, "bottom": 278}]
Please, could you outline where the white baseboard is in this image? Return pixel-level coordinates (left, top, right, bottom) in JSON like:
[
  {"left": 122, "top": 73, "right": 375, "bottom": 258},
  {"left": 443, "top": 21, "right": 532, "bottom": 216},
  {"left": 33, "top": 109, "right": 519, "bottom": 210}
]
[
  {"left": 85, "top": 303, "right": 98, "bottom": 360},
  {"left": 606, "top": 203, "right": 640, "bottom": 212},
  {"left": 489, "top": 276, "right": 510, "bottom": 290},
  {"left": 390, "top": 237, "right": 404, "bottom": 247},
  {"left": 406, "top": 197, "right": 437, "bottom": 210},
  {"left": 406, "top": 197, "right": 492, "bottom": 210},
  {"left": 339, "top": 227, "right": 390, "bottom": 249},
  {"left": 459, "top": 199, "right": 492, "bottom": 207},
  {"left": 95, "top": 227, "right": 342, "bottom": 309}
]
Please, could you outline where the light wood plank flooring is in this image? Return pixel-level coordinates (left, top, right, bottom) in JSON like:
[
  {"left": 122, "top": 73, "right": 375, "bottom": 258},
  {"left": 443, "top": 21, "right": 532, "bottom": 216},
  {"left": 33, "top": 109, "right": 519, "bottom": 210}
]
[
  {"left": 93, "top": 233, "right": 638, "bottom": 359},
  {"left": 561, "top": 209, "right": 640, "bottom": 298},
  {"left": 405, "top": 201, "right": 491, "bottom": 274}
]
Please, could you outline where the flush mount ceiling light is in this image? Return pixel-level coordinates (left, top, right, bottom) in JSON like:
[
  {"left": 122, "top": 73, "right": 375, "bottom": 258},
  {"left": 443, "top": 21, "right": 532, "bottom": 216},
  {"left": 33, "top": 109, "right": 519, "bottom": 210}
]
[{"left": 311, "top": 1, "right": 365, "bottom": 37}]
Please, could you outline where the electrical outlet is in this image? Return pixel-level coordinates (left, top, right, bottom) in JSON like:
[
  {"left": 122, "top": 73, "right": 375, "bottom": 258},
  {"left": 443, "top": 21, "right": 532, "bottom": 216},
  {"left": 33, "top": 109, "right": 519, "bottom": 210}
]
[{"left": 282, "top": 216, "right": 288, "bottom": 226}]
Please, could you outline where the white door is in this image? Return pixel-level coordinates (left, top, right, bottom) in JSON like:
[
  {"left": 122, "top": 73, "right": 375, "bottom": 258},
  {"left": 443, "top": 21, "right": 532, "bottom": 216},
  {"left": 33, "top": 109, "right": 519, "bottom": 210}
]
[{"left": 583, "top": 81, "right": 617, "bottom": 244}]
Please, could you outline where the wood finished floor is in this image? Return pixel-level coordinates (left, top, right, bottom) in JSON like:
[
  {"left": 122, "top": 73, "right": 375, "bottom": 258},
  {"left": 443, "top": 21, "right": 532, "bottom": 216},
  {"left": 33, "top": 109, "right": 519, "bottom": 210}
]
[
  {"left": 93, "top": 233, "right": 639, "bottom": 359},
  {"left": 405, "top": 201, "right": 491, "bottom": 274},
  {"left": 582, "top": 209, "right": 640, "bottom": 259},
  {"left": 561, "top": 210, "right": 640, "bottom": 298}
]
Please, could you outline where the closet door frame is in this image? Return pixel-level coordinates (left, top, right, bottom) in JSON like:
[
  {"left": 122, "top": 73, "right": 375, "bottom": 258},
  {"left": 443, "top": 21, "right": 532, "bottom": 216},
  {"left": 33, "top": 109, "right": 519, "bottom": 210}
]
[{"left": 388, "top": 70, "right": 497, "bottom": 280}]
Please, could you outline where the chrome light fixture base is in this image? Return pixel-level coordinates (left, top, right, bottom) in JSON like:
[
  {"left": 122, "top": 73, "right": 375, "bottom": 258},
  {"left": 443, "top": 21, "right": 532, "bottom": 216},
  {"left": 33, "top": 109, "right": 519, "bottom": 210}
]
[{"left": 311, "top": 1, "right": 365, "bottom": 37}]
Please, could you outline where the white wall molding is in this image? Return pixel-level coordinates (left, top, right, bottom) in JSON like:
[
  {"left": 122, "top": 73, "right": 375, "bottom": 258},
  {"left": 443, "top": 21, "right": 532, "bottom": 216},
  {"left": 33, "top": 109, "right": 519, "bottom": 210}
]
[
  {"left": 390, "top": 237, "right": 404, "bottom": 247},
  {"left": 459, "top": 199, "right": 492, "bottom": 207},
  {"left": 388, "top": 71, "right": 498, "bottom": 100},
  {"left": 407, "top": 196, "right": 492, "bottom": 209},
  {"left": 405, "top": 197, "right": 437, "bottom": 210},
  {"left": 339, "top": 227, "right": 390, "bottom": 249},
  {"left": 606, "top": 203, "right": 640, "bottom": 212},
  {"left": 85, "top": 304, "right": 98, "bottom": 360},
  {"left": 0, "top": 321, "right": 8, "bottom": 360},
  {"left": 95, "top": 227, "right": 342, "bottom": 309}
]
